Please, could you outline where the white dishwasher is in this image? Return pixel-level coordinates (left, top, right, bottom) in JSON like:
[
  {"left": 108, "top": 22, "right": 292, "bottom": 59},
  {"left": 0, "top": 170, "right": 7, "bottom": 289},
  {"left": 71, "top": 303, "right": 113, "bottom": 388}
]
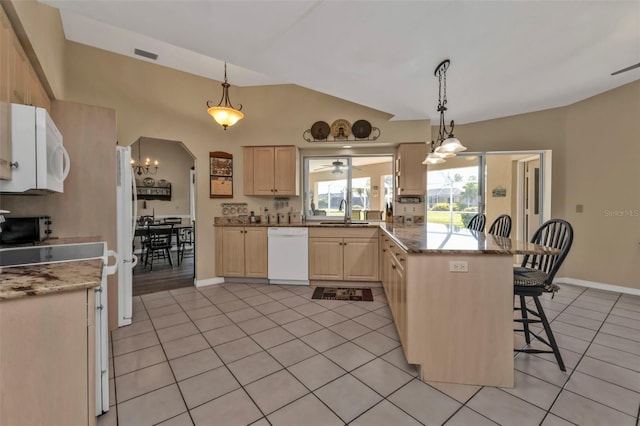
[{"left": 268, "top": 227, "right": 309, "bottom": 285}]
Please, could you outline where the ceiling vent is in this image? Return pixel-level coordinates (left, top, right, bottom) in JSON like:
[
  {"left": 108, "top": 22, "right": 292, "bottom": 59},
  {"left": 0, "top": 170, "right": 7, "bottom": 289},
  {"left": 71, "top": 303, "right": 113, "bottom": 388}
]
[{"left": 134, "top": 48, "right": 158, "bottom": 60}]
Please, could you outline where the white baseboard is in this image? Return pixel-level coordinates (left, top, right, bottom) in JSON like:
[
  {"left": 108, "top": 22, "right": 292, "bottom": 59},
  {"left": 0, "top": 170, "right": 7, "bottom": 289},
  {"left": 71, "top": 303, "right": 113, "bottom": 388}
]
[
  {"left": 555, "top": 277, "right": 640, "bottom": 296},
  {"left": 195, "top": 277, "right": 225, "bottom": 288}
]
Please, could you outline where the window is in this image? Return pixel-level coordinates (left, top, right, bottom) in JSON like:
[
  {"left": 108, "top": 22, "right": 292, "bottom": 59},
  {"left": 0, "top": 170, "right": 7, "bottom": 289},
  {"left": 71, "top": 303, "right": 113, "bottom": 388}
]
[{"left": 304, "top": 156, "right": 393, "bottom": 221}]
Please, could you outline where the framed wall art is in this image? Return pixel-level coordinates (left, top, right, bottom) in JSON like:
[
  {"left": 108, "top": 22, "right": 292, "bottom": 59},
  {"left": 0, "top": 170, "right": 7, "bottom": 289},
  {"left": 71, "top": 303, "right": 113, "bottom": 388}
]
[{"left": 210, "top": 151, "right": 233, "bottom": 198}]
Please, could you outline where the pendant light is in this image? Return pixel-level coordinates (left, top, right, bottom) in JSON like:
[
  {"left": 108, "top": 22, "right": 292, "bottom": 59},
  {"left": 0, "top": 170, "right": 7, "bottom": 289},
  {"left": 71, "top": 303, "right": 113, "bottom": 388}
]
[
  {"left": 206, "top": 62, "right": 244, "bottom": 130},
  {"left": 423, "top": 59, "right": 466, "bottom": 165}
]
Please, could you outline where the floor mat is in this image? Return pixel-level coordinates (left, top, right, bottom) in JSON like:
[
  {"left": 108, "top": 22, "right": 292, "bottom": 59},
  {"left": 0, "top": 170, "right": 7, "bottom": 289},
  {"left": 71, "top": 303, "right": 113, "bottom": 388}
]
[{"left": 311, "top": 287, "right": 373, "bottom": 302}]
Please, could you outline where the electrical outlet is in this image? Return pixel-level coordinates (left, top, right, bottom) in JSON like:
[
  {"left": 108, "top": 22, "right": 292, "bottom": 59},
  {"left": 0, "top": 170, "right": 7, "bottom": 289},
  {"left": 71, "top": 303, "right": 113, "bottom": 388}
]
[{"left": 449, "top": 261, "right": 469, "bottom": 272}]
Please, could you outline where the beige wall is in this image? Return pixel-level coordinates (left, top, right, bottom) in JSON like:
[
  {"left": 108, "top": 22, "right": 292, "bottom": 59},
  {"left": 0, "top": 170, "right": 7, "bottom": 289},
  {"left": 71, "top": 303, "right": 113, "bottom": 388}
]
[
  {"left": 562, "top": 81, "right": 640, "bottom": 288},
  {"left": 485, "top": 155, "right": 514, "bottom": 226},
  {"left": 4, "top": 0, "right": 65, "bottom": 99},
  {"left": 131, "top": 137, "right": 194, "bottom": 217},
  {"left": 62, "top": 41, "right": 429, "bottom": 281},
  {"left": 454, "top": 81, "right": 640, "bottom": 289}
]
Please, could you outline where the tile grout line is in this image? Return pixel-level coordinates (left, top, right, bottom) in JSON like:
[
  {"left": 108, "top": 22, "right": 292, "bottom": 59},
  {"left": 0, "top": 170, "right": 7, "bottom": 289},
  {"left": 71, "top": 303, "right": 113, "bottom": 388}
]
[
  {"left": 143, "top": 291, "right": 197, "bottom": 426},
  {"left": 537, "top": 289, "right": 628, "bottom": 425}
]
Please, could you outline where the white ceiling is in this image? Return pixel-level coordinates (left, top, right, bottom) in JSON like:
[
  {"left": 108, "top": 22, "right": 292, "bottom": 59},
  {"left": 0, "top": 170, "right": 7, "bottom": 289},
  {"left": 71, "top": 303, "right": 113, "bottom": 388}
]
[{"left": 42, "top": 0, "right": 640, "bottom": 124}]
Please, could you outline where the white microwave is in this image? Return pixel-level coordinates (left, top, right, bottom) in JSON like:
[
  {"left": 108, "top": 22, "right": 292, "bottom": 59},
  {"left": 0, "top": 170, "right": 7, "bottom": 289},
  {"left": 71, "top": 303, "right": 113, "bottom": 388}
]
[{"left": 0, "top": 104, "right": 70, "bottom": 194}]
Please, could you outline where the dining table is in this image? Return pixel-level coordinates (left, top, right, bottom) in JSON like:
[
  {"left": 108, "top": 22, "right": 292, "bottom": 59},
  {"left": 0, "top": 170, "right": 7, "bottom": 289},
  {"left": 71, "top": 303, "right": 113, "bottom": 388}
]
[{"left": 134, "top": 219, "right": 194, "bottom": 267}]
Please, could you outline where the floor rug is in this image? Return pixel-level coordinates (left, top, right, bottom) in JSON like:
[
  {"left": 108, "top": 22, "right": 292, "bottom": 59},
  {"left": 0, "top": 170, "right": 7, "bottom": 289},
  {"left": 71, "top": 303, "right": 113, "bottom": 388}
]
[{"left": 312, "top": 287, "right": 374, "bottom": 302}]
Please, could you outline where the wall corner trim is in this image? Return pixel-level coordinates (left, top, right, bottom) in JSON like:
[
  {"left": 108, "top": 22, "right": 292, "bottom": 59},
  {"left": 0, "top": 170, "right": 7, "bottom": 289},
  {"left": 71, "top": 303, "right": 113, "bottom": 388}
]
[
  {"left": 555, "top": 277, "right": 640, "bottom": 296},
  {"left": 195, "top": 277, "right": 225, "bottom": 288}
]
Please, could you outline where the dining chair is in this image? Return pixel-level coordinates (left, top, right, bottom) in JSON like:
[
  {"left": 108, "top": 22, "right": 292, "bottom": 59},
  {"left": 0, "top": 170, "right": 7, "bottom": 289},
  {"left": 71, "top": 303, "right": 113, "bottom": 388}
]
[
  {"left": 466, "top": 213, "right": 486, "bottom": 232},
  {"left": 144, "top": 224, "right": 174, "bottom": 271},
  {"left": 514, "top": 218, "right": 573, "bottom": 371},
  {"left": 177, "top": 226, "right": 194, "bottom": 265},
  {"left": 488, "top": 214, "right": 512, "bottom": 237}
]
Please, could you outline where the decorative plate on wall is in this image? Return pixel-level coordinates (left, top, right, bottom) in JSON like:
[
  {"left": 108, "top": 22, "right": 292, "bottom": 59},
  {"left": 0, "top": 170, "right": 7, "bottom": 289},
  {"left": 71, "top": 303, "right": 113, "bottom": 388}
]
[
  {"left": 352, "top": 119, "right": 372, "bottom": 138},
  {"left": 143, "top": 177, "right": 155, "bottom": 187},
  {"left": 310, "top": 121, "right": 330, "bottom": 140},
  {"left": 331, "top": 119, "right": 351, "bottom": 139}
]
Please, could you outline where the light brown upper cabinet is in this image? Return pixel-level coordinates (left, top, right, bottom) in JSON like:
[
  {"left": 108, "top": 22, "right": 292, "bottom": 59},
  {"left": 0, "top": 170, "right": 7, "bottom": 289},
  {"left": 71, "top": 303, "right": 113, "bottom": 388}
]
[
  {"left": 0, "top": 10, "right": 10, "bottom": 180},
  {"left": 396, "top": 143, "right": 428, "bottom": 196},
  {"left": 243, "top": 146, "right": 299, "bottom": 196},
  {"left": 0, "top": 6, "right": 51, "bottom": 180}
]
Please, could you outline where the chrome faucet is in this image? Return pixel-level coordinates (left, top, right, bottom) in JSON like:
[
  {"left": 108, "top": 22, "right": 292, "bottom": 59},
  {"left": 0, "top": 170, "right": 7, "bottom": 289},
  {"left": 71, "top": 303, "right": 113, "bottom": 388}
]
[{"left": 338, "top": 199, "right": 351, "bottom": 224}]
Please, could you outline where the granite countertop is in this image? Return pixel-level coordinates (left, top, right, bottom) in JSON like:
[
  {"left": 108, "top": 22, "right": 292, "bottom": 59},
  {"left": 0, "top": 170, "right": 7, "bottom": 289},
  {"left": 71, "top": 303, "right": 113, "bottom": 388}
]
[
  {"left": 379, "top": 223, "right": 560, "bottom": 255},
  {"left": 0, "top": 259, "right": 104, "bottom": 300},
  {"left": 214, "top": 219, "right": 382, "bottom": 228},
  {"left": 214, "top": 219, "right": 558, "bottom": 255}
]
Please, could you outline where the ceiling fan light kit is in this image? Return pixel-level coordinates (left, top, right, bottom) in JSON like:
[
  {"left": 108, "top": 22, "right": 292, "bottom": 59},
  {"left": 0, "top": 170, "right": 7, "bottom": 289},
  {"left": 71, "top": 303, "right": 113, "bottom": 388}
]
[{"left": 423, "top": 59, "right": 467, "bottom": 165}]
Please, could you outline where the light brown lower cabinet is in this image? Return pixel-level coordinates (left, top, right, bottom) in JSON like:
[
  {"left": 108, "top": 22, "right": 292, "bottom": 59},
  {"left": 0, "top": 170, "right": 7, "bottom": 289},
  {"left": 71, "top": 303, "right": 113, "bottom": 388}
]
[
  {"left": 215, "top": 226, "right": 268, "bottom": 278},
  {"left": 381, "top": 234, "right": 407, "bottom": 346},
  {"left": 379, "top": 230, "right": 514, "bottom": 388},
  {"left": 308, "top": 227, "right": 379, "bottom": 281},
  {"left": 0, "top": 289, "right": 97, "bottom": 426}
]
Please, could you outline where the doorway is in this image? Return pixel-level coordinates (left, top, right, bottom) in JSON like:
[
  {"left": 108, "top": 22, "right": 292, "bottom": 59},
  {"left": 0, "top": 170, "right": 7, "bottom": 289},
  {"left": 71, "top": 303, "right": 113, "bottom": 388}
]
[{"left": 130, "top": 137, "right": 196, "bottom": 295}]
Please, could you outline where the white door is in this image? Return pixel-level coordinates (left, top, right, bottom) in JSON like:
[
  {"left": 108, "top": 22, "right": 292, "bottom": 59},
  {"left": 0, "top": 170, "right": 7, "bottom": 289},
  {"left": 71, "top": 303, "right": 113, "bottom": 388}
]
[
  {"left": 116, "top": 146, "right": 137, "bottom": 326},
  {"left": 524, "top": 159, "right": 540, "bottom": 241}
]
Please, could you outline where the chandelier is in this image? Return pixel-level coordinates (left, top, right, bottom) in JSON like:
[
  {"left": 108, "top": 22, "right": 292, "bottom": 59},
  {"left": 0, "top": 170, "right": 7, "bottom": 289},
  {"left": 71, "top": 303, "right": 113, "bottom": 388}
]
[
  {"left": 131, "top": 140, "right": 158, "bottom": 175},
  {"left": 423, "top": 59, "right": 467, "bottom": 165},
  {"left": 206, "top": 62, "right": 244, "bottom": 130}
]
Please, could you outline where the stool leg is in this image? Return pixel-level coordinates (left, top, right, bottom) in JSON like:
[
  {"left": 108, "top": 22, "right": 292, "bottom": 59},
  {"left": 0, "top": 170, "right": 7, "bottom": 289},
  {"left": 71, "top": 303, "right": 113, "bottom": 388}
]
[
  {"left": 533, "top": 295, "right": 565, "bottom": 371},
  {"left": 520, "top": 295, "right": 531, "bottom": 344}
]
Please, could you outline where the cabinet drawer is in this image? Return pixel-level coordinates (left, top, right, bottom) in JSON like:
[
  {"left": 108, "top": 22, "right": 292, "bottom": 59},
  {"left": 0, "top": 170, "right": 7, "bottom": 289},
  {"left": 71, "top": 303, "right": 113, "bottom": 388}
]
[{"left": 308, "top": 227, "right": 378, "bottom": 239}]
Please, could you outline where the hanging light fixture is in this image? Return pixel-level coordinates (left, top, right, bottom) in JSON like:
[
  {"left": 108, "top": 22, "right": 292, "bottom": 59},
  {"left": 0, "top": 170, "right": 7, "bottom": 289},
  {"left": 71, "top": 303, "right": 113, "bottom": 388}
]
[
  {"left": 423, "top": 59, "right": 466, "bottom": 165},
  {"left": 131, "top": 140, "right": 158, "bottom": 176},
  {"left": 206, "top": 62, "right": 244, "bottom": 130}
]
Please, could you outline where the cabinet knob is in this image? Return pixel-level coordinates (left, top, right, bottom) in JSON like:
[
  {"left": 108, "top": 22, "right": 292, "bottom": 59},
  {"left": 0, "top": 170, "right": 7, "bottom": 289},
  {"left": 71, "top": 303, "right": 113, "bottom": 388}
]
[
  {"left": 9, "top": 161, "right": 18, "bottom": 169},
  {"left": 382, "top": 249, "right": 386, "bottom": 252},
  {"left": 392, "top": 264, "right": 396, "bottom": 269}
]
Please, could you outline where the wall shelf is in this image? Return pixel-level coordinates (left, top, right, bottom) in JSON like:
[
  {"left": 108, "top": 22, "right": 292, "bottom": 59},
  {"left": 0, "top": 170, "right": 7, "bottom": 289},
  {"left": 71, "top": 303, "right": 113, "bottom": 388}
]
[
  {"left": 303, "top": 127, "right": 381, "bottom": 143},
  {"left": 137, "top": 184, "right": 171, "bottom": 201}
]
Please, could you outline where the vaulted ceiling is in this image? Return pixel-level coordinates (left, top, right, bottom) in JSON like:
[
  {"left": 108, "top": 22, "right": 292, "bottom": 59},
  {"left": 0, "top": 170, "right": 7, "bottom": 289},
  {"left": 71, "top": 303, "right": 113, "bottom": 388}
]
[{"left": 43, "top": 0, "right": 640, "bottom": 123}]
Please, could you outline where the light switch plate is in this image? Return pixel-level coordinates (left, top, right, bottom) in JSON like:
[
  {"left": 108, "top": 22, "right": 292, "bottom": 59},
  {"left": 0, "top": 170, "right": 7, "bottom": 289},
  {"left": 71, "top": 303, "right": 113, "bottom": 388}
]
[{"left": 449, "top": 261, "right": 469, "bottom": 272}]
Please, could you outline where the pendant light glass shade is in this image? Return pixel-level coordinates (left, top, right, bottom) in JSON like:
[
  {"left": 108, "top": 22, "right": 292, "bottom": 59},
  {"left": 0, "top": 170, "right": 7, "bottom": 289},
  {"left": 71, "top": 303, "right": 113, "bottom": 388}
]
[
  {"left": 422, "top": 153, "right": 446, "bottom": 165},
  {"left": 435, "top": 136, "right": 467, "bottom": 154},
  {"left": 207, "top": 106, "right": 244, "bottom": 129}
]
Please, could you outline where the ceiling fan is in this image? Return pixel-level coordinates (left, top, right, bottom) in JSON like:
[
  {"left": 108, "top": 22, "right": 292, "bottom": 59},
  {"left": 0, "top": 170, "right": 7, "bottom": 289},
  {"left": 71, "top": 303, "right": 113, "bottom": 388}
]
[{"left": 315, "top": 160, "right": 361, "bottom": 175}]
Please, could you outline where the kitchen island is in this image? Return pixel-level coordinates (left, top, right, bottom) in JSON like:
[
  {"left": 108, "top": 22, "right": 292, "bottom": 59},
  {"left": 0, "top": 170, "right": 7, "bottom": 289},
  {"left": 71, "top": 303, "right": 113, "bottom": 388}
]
[
  {"left": 378, "top": 223, "right": 557, "bottom": 388},
  {"left": 0, "top": 255, "right": 103, "bottom": 426}
]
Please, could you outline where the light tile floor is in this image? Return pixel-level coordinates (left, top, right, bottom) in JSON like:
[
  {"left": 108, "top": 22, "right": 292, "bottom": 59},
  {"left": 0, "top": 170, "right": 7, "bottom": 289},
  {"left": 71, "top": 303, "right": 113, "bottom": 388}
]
[{"left": 98, "top": 282, "right": 640, "bottom": 426}]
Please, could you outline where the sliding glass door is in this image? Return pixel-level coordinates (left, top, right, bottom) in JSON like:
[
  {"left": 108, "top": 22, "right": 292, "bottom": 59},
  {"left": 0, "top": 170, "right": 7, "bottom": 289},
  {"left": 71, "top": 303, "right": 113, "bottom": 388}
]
[
  {"left": 426, "top": 151, "right": 548, "bottom": 236},
  {"left": 426, "top": 155, "right": 483, "bottom": 231}
]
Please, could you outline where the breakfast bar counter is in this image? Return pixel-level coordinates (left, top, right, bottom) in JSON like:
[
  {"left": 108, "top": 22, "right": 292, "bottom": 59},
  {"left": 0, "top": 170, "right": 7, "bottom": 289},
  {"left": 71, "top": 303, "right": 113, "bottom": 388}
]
[{"left": 375, "top": 223, "right": 549, "bottom": 389}]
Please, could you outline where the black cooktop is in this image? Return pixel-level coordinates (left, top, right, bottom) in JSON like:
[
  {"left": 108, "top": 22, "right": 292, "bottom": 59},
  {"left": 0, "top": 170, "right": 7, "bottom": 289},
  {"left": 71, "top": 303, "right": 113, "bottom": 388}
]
[{"left": 0, "top": 243, "right": 105, "bottom": 268}]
